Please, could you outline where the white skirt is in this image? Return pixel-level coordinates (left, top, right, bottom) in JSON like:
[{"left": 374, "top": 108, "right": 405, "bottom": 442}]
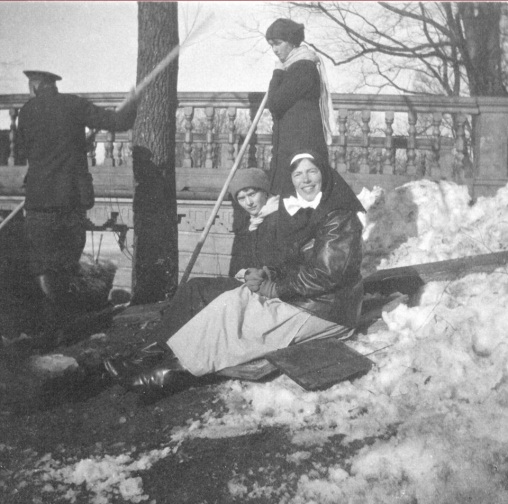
[{"left": 167, "top": 284, "right": 350, "bottom": 376}]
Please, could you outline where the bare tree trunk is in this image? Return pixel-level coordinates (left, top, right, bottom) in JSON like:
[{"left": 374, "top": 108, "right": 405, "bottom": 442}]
[
  {"left": 458, "top": 2, "right": 507, "bottom": 96},
  {"left": 131, "top": 2, "right": 179, "bottom": 305}
]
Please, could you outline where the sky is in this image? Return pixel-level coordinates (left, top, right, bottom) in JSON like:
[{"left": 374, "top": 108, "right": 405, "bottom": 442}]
[{"left": 0, "top": 1, "right": 304, "bottom": 95}]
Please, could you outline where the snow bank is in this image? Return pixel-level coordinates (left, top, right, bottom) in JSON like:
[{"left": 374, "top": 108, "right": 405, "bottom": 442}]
[{"left": 16, "top": 179, "right": 508, "bottom": 503}]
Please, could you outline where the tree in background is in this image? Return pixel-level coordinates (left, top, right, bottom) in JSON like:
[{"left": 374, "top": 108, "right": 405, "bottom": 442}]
[
  {"left": 281, "top": 1, "right": 507, "bottom": 97},
  {"left": 131, "top": 2, "right": 179, "bottom": 304}
]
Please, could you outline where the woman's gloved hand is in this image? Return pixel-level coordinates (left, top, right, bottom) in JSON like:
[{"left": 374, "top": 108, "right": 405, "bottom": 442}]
[{"left": 258, "top": 279, "right": 278, "bottom": 299}]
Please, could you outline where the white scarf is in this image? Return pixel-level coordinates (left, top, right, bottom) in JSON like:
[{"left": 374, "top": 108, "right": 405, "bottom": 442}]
[
  {"left": 249, "top": 195, "right": 280, "bottom": 231},
  {"left": 277, "top": 45, "right": 334, "bottom": 145},
  {"left": 283, "top": 192, "right": 322, "bottom": 216}
]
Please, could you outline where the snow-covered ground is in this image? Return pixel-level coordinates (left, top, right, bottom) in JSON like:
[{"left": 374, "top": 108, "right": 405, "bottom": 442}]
[{"left": 17, "top": 180, "right": 508, "bottom": 503}]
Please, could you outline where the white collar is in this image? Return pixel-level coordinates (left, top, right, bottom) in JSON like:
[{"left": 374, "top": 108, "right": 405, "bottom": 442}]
[{"left": 283, "top": 192, "right": 322, "bottom": 216}]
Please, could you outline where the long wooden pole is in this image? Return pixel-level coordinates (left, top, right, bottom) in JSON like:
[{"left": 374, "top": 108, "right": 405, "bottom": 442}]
[
  {"left": 0, "top": 200, "right": 25, "bottom": 232},
  {"left": 116, "top": 14, "right": 212, "bottom": 112},
  {"left": 179, "top": 92, "right": 269, "bottom": 286},
  {"left": 0, "top": 17, "right": 214, "bottom": 235}
]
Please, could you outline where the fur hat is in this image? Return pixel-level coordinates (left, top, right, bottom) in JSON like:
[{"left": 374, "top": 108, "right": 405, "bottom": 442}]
[
  {"left": 266, "top": 18, "right": 305, "bottom": 46},
  {"left": 229, "top": 168, "right": 270, "bottom": 200}
]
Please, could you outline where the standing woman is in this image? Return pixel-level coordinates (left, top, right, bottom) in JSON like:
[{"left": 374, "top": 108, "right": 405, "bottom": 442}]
[{"left": 265, "top": 18, "right": 334, "bottom": 195}]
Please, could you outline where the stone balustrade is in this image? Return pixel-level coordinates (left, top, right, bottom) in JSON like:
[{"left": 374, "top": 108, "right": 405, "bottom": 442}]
[
  {"left": 2, "top": 91, "right": 508, "bottom": 288},
  {"left": 2, "top": 91, "right": 508, "bottom": 198}
]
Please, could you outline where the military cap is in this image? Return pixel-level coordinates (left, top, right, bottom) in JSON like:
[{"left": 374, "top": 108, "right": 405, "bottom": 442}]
[{"left": 23, "top": 70, "right": 62, "bottom": 83}]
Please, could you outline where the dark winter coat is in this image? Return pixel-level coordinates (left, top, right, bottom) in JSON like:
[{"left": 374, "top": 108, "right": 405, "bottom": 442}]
[
  {"left": 228, "top": 211, "right": 279, "bottom": 277},
  {"left": 267, "top": 60, "right": 328, "bottom": 195},
  {"left": 153, "top": 211, "right": 281, "bottom": 342},
  {"left": 18, "top": 87, "right": 137, "bottom": 210}
]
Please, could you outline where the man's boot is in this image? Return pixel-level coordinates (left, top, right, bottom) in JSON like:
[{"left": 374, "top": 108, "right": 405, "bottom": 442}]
[{"left": 34, "top": 272, "right": 67, "bottom": 349}]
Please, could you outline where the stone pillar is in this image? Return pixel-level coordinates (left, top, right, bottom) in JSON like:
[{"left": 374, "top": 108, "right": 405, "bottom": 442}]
[{"left": 473, "top": 97, "right": 508, "bottom": 198}]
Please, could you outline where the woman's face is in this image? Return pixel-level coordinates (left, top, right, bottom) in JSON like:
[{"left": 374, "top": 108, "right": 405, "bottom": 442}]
[
  {"left": 236, "top": 188, "right": 268, "bottom": 216},
  {"left": 268, "top": 39, "right": 294, "bottom": 63},
  {"left": 291, "top": 159, "right": 323, "bottom": 202}
]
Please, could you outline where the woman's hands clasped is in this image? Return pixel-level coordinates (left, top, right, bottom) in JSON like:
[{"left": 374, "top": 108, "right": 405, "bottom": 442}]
[
  {"left": 244, "top": 268, "right": 267, "bottom": 292},
  {"left": 245, "top": 266, "right": 278, "bottom": 299}
]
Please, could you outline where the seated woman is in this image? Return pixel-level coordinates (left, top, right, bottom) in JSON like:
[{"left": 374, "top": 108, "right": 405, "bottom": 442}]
[
  {"left": 103, "top": 168, "right": 279, "bottom": 374},
  {"left": 144, "top": 167, "right": 280, "bottom": 339},
  {"left": 104, "top": 150, "right": 365, "bottom": 395}
]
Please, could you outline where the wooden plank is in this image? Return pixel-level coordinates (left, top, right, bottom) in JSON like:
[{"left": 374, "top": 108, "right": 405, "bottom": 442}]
[
  {"left": 218, "top": 358, "right": 278, "bottom": 381},
  {"left": 357, "top": 292, "right": 409, "bottom": 331},
  {"left": 266, "top": 338, "right": 373, "bottom": 391},
  {"left": 364, "top": 250, "right": 508, "bottom": 294}
]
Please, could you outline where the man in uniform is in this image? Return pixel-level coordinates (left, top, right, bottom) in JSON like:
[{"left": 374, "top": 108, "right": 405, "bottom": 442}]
[{"left": 17, "top": 70, "right": 138, "bottom": 347}]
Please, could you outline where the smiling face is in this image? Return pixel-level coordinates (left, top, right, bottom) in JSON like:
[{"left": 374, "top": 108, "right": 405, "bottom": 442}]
[
  {"left": 236, "top": 188, "right": 269, "bottom": 216},
  {"left": 291, "top": 158, "right": 323, "bottom": 202},
  {"left": 268, "top": 39, "right": 294, "bottom": 63}
]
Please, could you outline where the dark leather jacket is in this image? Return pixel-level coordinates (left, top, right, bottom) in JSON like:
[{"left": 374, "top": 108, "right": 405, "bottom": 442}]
[{"left": 271, "top": 208, "right": 364, "bottom": 328}]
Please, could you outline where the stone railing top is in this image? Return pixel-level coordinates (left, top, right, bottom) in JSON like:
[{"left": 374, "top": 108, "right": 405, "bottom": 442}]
[{"left": 3, "top": 91, "right": 508, "bottom": 114}]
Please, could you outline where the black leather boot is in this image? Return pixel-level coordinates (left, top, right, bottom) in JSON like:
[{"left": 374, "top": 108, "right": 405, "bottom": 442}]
[
  {"left": 103, "top": 341, "right": 174, "bottom": 380},
  {"left": 128, "top": 365, "right": 195, "bottom": 395},
  {"left": 103, "top": 341, "right": 195, "bottom": 395}
]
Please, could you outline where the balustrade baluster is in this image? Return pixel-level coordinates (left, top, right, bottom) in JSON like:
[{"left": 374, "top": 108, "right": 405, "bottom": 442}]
[
  {"left": 87, "top": 129, "right": 97, "bottom": 167},
  {"left": 330, "top": 146, "right": 337, "bottom": 171},
  {"left": 406, "top": 111, "right": 417, "bottom": 175},
  {"left": 383, "top": 111, "right": 394, "bottom": 174},
  {"left": 337, "top": 108, "right": 348, "bottom": 172},
  {"left": 360, "top": 110, "right": 371, "bottom": 174},
  {"left": 453, "top": 112, "right": 467, "bottom": 179},
  {"left": 375, "top": 148, "right": 383, "bottom": 174},
  {"left": 227, "top": 107, "right": 237, "bottom": 169},
  {"left": 257, "top": 144, "right": 265, "bottom": 169},
  {"left": 8, "top": 108, "right": 18, "bottom": 166},
  {"left": 205, "top": 107, "right": 215, "bottom": 169},
  {"left": 104, "top": 131, "right": 115, "bottom": 167},
  {"left": 430, "top": 112, "right": 442, "bottom": 176},
  {"left": 183, "top": 106, "right": 194, "bottom": 168},
  {"left": 127, "top": 130, "right": 133, "bottom": 166},
  {"left": 115, "top": 141, "right": 123, "bottom": 166}
]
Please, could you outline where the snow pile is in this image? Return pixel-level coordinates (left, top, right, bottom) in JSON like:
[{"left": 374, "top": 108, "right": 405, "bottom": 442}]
[
  {"left": 176, "top": 180, "right": 508, "bottom": 503},
  {"left": 359, "top": 179, "right": 508, "bottom": 273},
  {"left": 22, "top": 447, "right": 172, "bottom": 504},
  {"left": 30, "top": 354, "right": 79, "bottom": 376},
  {"left": 18, "top": 179, "right": 508, "bottom": 503}
]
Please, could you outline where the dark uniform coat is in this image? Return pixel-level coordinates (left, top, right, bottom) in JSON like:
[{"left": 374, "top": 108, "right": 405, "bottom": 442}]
[
  {"left": 17, "top": 87, "right": 136, "bottom": 276},
  {"left": 18, "top": 87, "right": 136, "bottom": 210},
  {"left": 267, "top": 60, "right": 328, "bottom": 195}
]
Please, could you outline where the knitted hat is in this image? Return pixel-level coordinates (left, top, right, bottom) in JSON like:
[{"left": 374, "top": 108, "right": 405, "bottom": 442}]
[
  {"left": 229, "top": 168, "right": 270, "bottom": 200},
  {"left": 265, "top": 18, "right": 305, "bottom": 46}
]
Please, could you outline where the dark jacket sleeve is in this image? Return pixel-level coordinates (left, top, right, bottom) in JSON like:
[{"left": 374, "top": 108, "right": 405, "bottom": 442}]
[
  {"left": 80, "top": 97, "right": 137, "bottom": 132},
  {"left": 274, "top": 210, "right": 363, "bottom": 300},
  {"left": 267, "top": 60, "right": 320, "bottom": 119}
]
